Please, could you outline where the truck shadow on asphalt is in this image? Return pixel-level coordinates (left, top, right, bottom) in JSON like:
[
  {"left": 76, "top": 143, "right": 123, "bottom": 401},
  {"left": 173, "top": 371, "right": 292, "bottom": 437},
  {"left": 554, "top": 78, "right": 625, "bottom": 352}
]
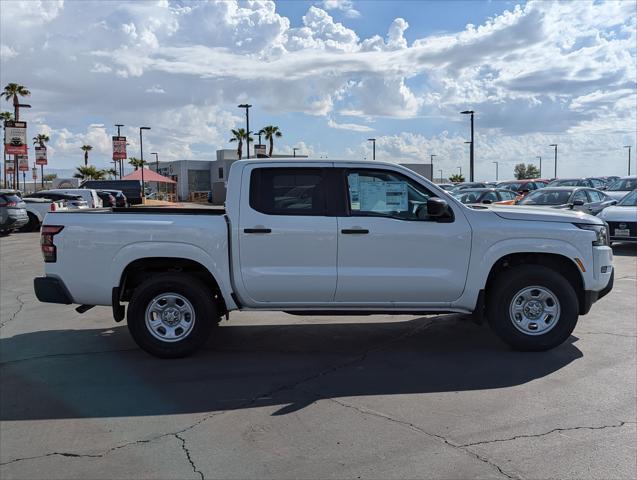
[{"left": 0, "top": 315, "right": 583, "bottom": 421}]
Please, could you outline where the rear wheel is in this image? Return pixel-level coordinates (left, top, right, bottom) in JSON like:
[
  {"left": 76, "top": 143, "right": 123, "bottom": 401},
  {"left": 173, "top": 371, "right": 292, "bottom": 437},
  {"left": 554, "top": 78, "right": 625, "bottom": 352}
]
[
  {"left": 18, "top": 213, "right": 40, "bottom": 232},
  {"left": 487, "top": 265, "right": 579, "bottom": 351},
  {"left": 127, "top": 273, "right": 218, "bottom": 358}
]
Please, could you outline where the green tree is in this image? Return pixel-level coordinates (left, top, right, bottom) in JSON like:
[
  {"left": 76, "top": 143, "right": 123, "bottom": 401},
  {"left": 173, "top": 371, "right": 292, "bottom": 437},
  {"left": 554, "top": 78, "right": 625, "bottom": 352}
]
[
  {"left": 81, "top": 145, "right": 93, "bottom": 166},
  {"left": 0, "top": 111, "right": 12, "bottom": 123},
  {"left": 43, "top": 173, "right": 57, "bottom": 182},
  {"left": 33, "top": 133, "right": 50, "bottom": 147},
  {"left": 128, "top": 156, "right": 146, "bottom": 170},
  {"left": 1, "top": 83, "right": 31, "bottom": 120},
  {"left": 106, "top": 168, "right": 118, "bottom": 179},
  {"left": 74, "top": 165, "right": 105, "bottom": 180},
  {"left": 260, "top": 125, "right": 282, "bottom": 157},
  {"left": 449, "top": 173, "right": 465, "bottom": 182},
  {"left": 229, "top": 128, "right": 252, "bottom": 160},
  {"left": 514, "top": 163, "right": 540, "bottom": 180}
]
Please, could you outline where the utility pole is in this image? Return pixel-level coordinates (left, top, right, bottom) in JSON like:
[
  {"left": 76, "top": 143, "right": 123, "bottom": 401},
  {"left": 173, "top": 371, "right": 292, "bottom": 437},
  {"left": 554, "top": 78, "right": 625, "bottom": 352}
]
[
  {"left": 139, "top": 127, "right": 151, "bottom": 200},
  {"left": 238, "top": 104, "right": 252, "bottom": 159},
  {"left": 625, "top": 146, "right": 632, "bottom": 175},
  {"left": 293, "top": 148, "right": 299, "bottom": 157},
  {"left": 549, "top": 144, "right": 558, "bottom": 178},
  {"left": 492, "top": 161, "right": 498, "bottom": 181},
  {"left": 536, "top": 156, "right": 542, "bottom": 178},
  {"left": 367, "top": 138, "right": 376, "bottom": 160},
  {"left": 430, "top": 154, "right": 436, "bottom": 181},
  {"left": 461, "top": 110, "right": 475, "bottom": 181},
  {"left": 438, "top": 169, "right": 443, "bottom": 183}
]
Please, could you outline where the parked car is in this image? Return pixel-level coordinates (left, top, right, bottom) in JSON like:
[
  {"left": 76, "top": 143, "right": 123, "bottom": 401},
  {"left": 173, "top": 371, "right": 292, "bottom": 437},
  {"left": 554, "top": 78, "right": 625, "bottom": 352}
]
[
  {"left": 33, "top": 189, "right": 102, "bottom": 208},
  {"left": 517, "top": 187, "right": 616, "bottom": 215},
  {"left": 436, "top": 183, "right": 456, "bottom": 191},
  {"left": 451, "top": 188, "right": 518, "bottom": 205},
  {"left": 497, "top": 179, "right": 546, "bottom": 198},
  {"left": 19, "top": 198, "right": 67, "bottom": 232},
  {"left": 447, "top": 182, "right": 487, "bottom": 192},
  {"left": 598, "top": 189, "right": 637, "bottom": 243},
  {"left": 96, "top": 190, "right": 117, "bottom": 208},
  {"left": 35, "top": 159, "right": 613, "bottom": 358},
  {"left": 81, "top": 180, "right": 142, "bottom": 205},
  {"left": 604, "top": 176, "right": 637, "bottom": 201},
  {"left": 0, "top": 190, "right": 28, "bottom": 234},
  {"left": 546, "top": 178, "right": 608, "bottom": 189},
  {"left": 100, "top": 189, "right": 127, "bottom": 208},
  {"left": 25, "top": 191, "right": 89, "bottom": 209}
]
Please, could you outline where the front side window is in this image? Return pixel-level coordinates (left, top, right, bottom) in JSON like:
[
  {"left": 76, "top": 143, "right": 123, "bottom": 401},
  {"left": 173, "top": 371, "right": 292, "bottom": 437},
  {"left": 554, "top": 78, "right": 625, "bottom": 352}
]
[
  {"left": 346, "top": 169, "right": 433, "bottom": 220},
  {"left": 250, "top": 168, "right": 325, "bottom": 215},
  {"left": 498, "top": 190, "right": 517, "bottom": 201},
  {"left": 572, "top": 190, "right": 588, "bottom": 203},
  {"left": 587, "top": 190, "right": 604, "bottom": 202}
]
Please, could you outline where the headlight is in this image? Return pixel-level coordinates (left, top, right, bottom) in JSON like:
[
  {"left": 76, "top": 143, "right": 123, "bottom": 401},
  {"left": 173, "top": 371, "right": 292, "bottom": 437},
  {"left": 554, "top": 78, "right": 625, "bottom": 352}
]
[{"left": 576, "top": 223, "right": 609, "bottom": 246}]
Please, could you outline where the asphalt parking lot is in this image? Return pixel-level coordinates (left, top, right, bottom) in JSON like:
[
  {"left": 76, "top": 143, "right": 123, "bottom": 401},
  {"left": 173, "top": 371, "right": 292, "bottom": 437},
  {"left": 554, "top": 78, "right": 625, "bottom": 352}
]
[{"left": 1, "top": 232, "right": 636, "bottom": 480}]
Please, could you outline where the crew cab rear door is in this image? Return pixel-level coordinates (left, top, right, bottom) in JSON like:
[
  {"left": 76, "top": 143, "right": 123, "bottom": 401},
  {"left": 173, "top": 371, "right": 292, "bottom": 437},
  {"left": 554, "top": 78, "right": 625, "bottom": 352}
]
[
  {"left": 335, "top": 167, "right": 472, "bottom": 305},
  {"left": 237, "top": 163, "right": 338, "bottom": 305}
]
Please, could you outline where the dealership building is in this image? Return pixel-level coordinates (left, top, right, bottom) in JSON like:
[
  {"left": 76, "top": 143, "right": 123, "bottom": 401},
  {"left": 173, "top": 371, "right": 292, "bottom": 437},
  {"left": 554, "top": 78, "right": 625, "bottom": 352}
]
[{"left": 150, "top": 149, "right": 433, "bottom": 202}]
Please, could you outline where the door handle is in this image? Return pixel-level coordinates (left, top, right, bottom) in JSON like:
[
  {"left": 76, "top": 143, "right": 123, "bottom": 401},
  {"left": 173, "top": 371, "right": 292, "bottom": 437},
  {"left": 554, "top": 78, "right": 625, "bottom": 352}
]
[
  {"left": 244, "top": 228, "right": 271, "bottom": 234},
  {"left": 341, "top": 229, "right": 369, "bottom": 234}
]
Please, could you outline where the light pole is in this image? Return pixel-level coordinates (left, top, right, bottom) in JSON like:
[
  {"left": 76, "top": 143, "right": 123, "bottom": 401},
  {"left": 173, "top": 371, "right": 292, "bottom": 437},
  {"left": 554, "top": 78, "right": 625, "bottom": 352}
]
[
  {"left": 430, "top": 154, "right": 436, "bottom": 181},
  {"left": 461, "top": 110, "right": 475, "bottom": 181},
  {"left": 536, "top": 156, "right": 542, "bottom": 177},
  {"left": 115, "top": 124, "right": 124, "bottom": 178},
  {"left": 367, "top": 138, "right": 376, "bottom": 160},
  {"left": 139, "top": 127, "right": 151, "bottom": 200},
  {"left": 549, "top": 144, "right": 558, "bottom": 178},
  {"left": 293, "top": 147, "right": 299, "bottom": 157},
  {"left": 624, "top": 146, "right": 632, "bottom": 175},
  {"left": 13, "top": 104, "right": 31, "bottom": 190},
  {"left": 438, "top": 169, "right": 443, "bottom": 183},
  {"left": 492, "top": 161, "right": 499, "bottom": 181},
  {"left": 457, "top": 166, "right": 462, "bottom": 177},
  {"left": 238, "top": 104, "right": 252, "bottom": 159}
]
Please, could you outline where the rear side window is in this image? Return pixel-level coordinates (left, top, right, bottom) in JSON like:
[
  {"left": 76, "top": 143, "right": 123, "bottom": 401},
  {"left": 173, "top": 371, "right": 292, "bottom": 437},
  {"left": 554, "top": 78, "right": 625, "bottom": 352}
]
[
  {"left": 587, "top": 190, "right": 604, "bottom": 202},
  {"left": 498, "top": 190, "right": 517, "bottom": 201},
  {"left": 250, "top": 168, "right": 326, "bottom": 215}
]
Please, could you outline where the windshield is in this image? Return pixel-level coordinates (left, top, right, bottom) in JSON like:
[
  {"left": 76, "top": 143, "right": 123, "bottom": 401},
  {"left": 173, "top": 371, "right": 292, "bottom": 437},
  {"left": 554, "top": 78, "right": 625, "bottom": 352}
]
[
  {"left": 519, "top": 189, "right": 571, "bottom": 205},
  {"left": 452, "top": 190, "right": 483, "bottom": 204},
  {"left": 618, "top": 190, "right": 637, "bottom": 206},
  {"left": 608, "top": 178, "right": 637, "bottom": 191},
  {"left": 547, "top": 179, "right": 580, "bottom": 187}
]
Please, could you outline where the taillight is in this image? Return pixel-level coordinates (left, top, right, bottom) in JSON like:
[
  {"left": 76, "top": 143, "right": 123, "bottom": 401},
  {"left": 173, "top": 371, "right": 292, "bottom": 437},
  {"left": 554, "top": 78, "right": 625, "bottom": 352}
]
[
  {"left": 6, "top": 201, "right": 17, "bottom": 207},
  {"left": 41, "top": 225, "right": 64, "bottom": 263},
  {"left": 50, "top": 202, "right": 57, "bottom": 212}
]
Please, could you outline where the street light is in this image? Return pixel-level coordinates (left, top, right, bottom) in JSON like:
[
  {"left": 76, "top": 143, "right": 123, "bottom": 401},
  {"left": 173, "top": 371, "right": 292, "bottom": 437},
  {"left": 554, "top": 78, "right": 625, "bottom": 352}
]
[
  {"left": 293, "top": 147, "right": 299, "bottom": 158},
  {"left": 438, "top": 169, "right": 443, "bottom": 183},
  {"left": 430, "top": 154, "right": 436, "bottom": 181},
  {"left": 536, "top": 156, "right": 542, "bottom": 178},
  {"left": 151, "top": 152, "right": 159, "bottom": 171},
  {"left": 238, "top": 104, "right": 252, "bottom": 159},
  {"left": 460, "top": 110, "right": 475, "bottom": 181},
  {"left": 549, "top": 144, "right": 558, "bottom": 178},
  {"left": 624, "top": 146, "right": 632, "bottom": 175},
  {"left": 457, "top": 166, "right": 462, "bottom": 176},
  {"left": 492, "top": 161, "right": 499, "bottom": 181},
  {"left": 139, "top": 127, "right": 151, "bottom": 199},
  {"left": 367, "top": 138, "right": 376, "bottom": 160}
]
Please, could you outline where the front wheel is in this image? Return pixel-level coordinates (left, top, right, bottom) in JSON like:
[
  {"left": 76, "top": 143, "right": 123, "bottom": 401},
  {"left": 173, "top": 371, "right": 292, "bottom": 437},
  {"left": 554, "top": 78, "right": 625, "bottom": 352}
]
[
  {"left": 127, "top": 273, "right": 218, "bottom": 358},
  {"left": 487, "top": 265, "right": 579, "bottom": 351}
]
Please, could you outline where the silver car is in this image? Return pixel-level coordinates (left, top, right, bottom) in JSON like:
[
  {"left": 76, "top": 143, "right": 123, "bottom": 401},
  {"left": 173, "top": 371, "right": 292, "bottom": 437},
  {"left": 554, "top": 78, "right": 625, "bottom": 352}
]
[{"left": 0, "top": 190, "right": 28, "bottom": 234}]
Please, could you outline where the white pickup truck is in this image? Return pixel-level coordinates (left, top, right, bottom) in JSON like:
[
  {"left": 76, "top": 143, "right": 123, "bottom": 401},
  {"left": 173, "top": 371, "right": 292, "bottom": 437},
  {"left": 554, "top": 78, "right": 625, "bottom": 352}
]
[{"left": 34, "top": 160, "right": 614, "bottom": 357}]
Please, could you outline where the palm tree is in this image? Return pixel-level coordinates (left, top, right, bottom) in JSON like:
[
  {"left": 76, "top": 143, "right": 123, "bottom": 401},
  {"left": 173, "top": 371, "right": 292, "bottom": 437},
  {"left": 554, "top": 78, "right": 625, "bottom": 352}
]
[
  {"left": 106, "top": 168, "right": 118, "bottom": 179},
  {"left": 0, "top": 111, "right": 12, "bottom": 124},
  {"left": 81, "top": 145, "right": 93, "bottom": 166},
  {"left": 449, "top": 174, "right": 465, "bottom": 183},
  {"left": 1, "top": 83, "right": 31, "bottom": 120},
  {"left": 33, "top": 133, "right": 49, "bottom": 147},
  {"left": 1, "top": 112, "right": 12, "bottom": 188},
  {"left": 260, "top": 125, "right": 282, "bottom": 157},
  {"left": 74, "top": 165, "right": 105, "bottom": 180},
  {"left": 128, "top": 157, "right": 146, "bottom": 170},
  {"left": 229, "top": 128, "right": 252, "bottom": 160}
]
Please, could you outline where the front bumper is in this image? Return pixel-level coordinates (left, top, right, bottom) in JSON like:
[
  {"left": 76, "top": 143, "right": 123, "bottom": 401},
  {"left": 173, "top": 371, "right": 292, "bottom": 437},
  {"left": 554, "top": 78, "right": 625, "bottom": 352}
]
[
  {"left": 581, "top": 269, "right": 614, "bottom": 315},
  {"left": 34, "top": 276, "right": 73, "bottom": 304}
]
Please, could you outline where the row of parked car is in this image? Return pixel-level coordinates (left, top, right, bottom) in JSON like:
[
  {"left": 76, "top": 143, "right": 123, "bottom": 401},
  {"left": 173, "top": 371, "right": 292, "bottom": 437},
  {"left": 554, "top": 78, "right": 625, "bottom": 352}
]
[
  {"left": 0, "top": 187, "right": 128, "bottom": 234},
  {"left": 439, "top": 175, "right": 637, "bottom": 243}
]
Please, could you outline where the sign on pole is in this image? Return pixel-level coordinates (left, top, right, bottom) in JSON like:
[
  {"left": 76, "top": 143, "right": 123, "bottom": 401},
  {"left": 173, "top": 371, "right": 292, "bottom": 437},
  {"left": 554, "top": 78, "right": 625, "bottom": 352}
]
[
  {"left": 18, "top": 155, "right": 29, "bottom": 172},
  {"left": 6, "top": 162, "right": 15, "bottom": 174},
  {"left": 254, "top": 144, "right": 267, "bottom": 158},
  {"left": 112, "top": 136, "right": 127, "bottom": 160},
  {"left": 4, "top": 121, "right": 28, "bottom": 155},
  {"left": 35, "top": 146, "right": 48, "bottom": 165},
  {"left": 32, "top": 166, "right": 38, "bottom": 180}
]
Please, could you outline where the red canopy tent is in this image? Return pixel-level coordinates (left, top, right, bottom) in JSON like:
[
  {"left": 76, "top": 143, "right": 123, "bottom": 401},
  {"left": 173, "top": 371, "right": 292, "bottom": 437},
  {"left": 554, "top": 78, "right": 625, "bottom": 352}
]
[{"left": 121, "top": 168, "right": 176, "bottom": 184}]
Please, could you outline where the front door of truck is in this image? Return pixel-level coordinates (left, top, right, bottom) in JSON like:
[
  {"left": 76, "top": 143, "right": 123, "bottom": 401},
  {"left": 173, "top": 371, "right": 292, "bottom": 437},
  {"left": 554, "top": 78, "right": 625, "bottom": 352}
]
[
  {"left": 335, "top": 168, "right": 472, "bottom": 305},
  {"left": 237, "top": 164, "right": 337, "bottom": 305}
]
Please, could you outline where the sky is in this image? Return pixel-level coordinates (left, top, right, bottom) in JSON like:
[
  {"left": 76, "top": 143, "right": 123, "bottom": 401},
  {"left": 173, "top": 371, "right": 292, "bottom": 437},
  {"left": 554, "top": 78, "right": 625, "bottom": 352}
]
[{"left": 1, "top": 0, "right": 636, "bottom": 180}]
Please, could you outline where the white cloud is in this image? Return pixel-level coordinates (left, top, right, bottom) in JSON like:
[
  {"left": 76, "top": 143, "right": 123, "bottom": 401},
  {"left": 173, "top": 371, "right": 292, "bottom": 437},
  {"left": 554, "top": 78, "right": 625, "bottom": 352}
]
[
  {"left": 145, "top": 84, "right": 166, "bottom": 94},
  {"left": 321, "top": 0, "right": 360, "bottom": 19},
  {"left": 0, "top": 44, "right": 18, "bottom": 61},
  {"left": 327, "top": 117, "right": 374, "bottom": 132}
]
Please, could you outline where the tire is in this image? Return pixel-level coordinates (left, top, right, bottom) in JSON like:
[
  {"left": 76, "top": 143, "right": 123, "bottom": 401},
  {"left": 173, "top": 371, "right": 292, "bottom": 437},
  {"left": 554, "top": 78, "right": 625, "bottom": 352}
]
[
  {"left": 127, "top": 273, "right": 218, "bottom": 358},
  {"left": 487, "top": 265, "right": 579, "bottom": 351},
  {"left": 18, "top": 213, "right": 39, "bottom": 232}
]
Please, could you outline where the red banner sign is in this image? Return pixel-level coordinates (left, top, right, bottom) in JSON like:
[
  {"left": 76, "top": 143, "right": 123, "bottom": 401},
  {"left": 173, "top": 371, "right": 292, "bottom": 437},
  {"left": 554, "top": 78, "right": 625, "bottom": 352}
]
[
  {"left": 6, "top": 162, "right": 15, "bottom": 174},
  {"left": 18, "top": 155, "right": 29, "bottom": 172},
  {"left": 4, "top": 121, "right": 27, "bottom": 155},
  {"left": 112, "top": 136, "right": 127, "bottom": 160},
  {"left": 35, "top": 146, "right": 48, "bottom": 165}
]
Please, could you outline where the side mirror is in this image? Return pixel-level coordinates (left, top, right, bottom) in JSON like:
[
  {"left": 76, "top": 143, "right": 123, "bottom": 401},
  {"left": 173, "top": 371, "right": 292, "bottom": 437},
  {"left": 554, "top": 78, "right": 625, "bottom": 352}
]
[
  {"left": 571, "top": 199, "right": 585, "bottom": 209},
  {"left": 610, "top": 200, "right": 617, "bottom": 205},
  {"left": 481, "top": 199, "right": 493, "bottom": 204},
  {"left": 521, "top": 188, "right": 530, "bottom": 194},
  {"left": 427, "top": 197, "right": 449, "bottom": 218}
]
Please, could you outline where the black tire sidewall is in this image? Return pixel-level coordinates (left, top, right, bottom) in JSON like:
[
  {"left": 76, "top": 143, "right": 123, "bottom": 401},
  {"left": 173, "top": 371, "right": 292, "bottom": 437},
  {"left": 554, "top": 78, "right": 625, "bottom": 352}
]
[
  {"left": 127, "top": 274, "right": 216, "bottom": 358},
  {"left": 488, "top": 265, "right": 579, "bottom": 351}
]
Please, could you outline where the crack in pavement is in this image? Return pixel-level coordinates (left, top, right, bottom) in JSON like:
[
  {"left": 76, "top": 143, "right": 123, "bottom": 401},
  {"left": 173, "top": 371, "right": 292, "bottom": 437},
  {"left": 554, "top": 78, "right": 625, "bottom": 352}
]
[
  {"left": 314, "top": 395, "right": 519, "bottom": 479},
  {"left": 175, "top": 433, "right": 204, "bottom": 480},
  {"left": 0, "top": 348, "right": 141, "bottom": 365},
  {"left": 457, "top": 421, "right": 637, "bottom": 448},
  {"left": 0, "top": 293, "right": 26, "bottom": 329},
  {"left": 577, "top": 331, "right": 637, "bottom": 338}
]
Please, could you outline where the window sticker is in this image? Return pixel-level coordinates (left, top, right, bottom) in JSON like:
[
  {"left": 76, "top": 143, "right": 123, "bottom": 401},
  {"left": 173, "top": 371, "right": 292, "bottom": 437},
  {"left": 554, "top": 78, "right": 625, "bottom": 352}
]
[
  {"left": 349, "top": 173, "right": 360, "bottom": 209},
  {"left": 359, "top": 181, "right": 408, "bottom": 212}
]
